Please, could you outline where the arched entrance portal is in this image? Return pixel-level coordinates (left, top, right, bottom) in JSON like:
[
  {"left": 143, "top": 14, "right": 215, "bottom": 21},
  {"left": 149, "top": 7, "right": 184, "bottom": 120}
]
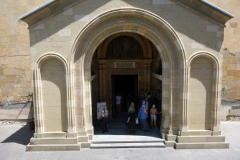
[
  {"left": 90, "top": 32, "right": 165, "bottom": 137},
  {"left": 71, "top": 8, "right": 187, "bottom": 139},
  {"left": 91, "top": 33, "right": 162, "bottom": 123}
]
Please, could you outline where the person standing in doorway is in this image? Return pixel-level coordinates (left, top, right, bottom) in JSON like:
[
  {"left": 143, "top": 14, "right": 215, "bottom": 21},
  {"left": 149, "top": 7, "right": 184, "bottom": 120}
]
[
  {"left": 128, "top": 102, "right": 135, "bottom": 113},
  {"left": 142, "top": 97, "right": 149, "bottom": 111},
  {"left": 102, "top": 105, "right": 109, "bottom": 133},
  {"left": 127, "top": 102, "right": 136, "bottom": 134},
  {"left": 142, "top": 97, "right": 150, "bottom": 124},
  {"left": 116, "top": 93, "right": 122, "bottom": 114},
  {"left": 138, "top": 105, "right": 149, "bottom": 131},
  {"left": 150, "top": 104, "right": 160, "bottom": 129}
]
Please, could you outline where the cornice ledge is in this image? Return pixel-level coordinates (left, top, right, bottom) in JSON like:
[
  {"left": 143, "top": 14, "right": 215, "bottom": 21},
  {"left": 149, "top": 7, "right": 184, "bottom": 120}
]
[
  {"left": 19, "top": 0, "right": 234, "bottom": 28},
  {"left": 175, "top": 0, "right": 234, "bottom": 26},
  {"left": 19, "top": 0, "right": 81, "bottom": 28}
]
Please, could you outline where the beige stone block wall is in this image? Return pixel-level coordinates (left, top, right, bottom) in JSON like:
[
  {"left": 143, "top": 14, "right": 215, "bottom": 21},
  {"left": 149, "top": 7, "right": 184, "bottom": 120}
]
[
  {"left": 30, "top": 0, "right": 221, "bottom": 63},
  {"left": 0, "top": 0, "right": 240, "bottom": 123},
  {"left": 41, "top": 59, "right": 67, "bottom": 132},
  {"left": 188, "top": 57, "right": 213, "bottom": 130},
  {"left": 27, "top": 0, "right": 224, "bottom": 130},
  {"left": 208, "top": 0, "right": 240, "bottom": 100},
  {"left": 0, "top": 0, "right": 47, "bottom": 105}
]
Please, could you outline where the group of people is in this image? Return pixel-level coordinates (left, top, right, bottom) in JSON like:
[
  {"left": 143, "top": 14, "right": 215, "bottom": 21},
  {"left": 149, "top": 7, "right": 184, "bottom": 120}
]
[
  {"left": 136, "top": 98, "right": 160, "bottom": 131},
  {"left": 101, "top": 97, "right": 160, "bottom": 134}
]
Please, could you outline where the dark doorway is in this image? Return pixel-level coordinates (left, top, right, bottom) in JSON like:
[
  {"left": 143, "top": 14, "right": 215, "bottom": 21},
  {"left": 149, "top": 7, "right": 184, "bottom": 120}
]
[{"left": 112, "top": 75, "right": 138, "bottom": 118}]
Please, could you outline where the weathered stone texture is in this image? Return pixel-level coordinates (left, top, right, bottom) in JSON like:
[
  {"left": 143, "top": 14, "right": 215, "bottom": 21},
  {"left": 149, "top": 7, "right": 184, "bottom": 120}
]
[
  {"left": 208, "top": 0, "right": 240, "bottom": 100},
  {"left": 0, "top": 0, "right": 47, "bottom": 107}
]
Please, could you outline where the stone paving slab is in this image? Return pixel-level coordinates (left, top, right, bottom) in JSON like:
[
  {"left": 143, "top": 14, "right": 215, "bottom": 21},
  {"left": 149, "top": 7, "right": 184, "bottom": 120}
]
[{"left": 0, "top": 122, "right": 240, "bottom": 159}]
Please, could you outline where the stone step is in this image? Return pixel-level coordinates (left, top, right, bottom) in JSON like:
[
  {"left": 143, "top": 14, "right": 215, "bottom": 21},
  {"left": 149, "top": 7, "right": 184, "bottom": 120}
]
[
  {"left": 30, "top": 137, "right": 78, "bottom": 145},
  {"left": 26, "top": 144, "right": 81, "bottom": 151},
  {"left": 81, "top": 142, "right": 91, "bottom": 148},
  {"left": 175, "top": 142, "right": 229, "bottom": 149},
  {"left": 77, "top": 131, "right": 87, "bottom": 136},
  {"left": 90, "top": 142, "right": 165, "bottom": 148},
  {"left": 91, "top": 135, "right": 165, "bottom": 148},
  {"left": 92, "top": 139, "right": 164, "bottom": 144},
  {"left": 177, "top": 136, "right": 225, "bottom": 143},
  {"left": 180, "top": 130, "right": 221, "bottom": 136},
  {"left": 41, "top": 133, "right": 67, "bottom": 138},
  {"left": 92, "top": 135, "right": 163, "bottom": 142},
  {"left": 78, "top": 136, "right": 89, "bottom": 142}
]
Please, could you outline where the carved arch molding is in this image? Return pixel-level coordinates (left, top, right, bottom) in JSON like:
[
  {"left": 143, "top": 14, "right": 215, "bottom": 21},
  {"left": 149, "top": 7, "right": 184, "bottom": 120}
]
[{"left": 71, "top": 8, "right": 186, "bottom": 131}]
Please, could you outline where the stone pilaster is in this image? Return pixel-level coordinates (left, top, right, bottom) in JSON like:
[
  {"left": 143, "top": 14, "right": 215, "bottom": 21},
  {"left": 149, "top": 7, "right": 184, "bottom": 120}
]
[
  {"left": 33, "top": 65, "right": 44, "bottom": 137},
  {"left": 67, "top": 68, "right": 76, "bottom": 134}
]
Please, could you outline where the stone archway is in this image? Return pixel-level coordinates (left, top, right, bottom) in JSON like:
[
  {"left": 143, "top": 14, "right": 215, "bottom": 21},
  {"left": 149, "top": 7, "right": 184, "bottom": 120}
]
[
  {"left": 95, "top": 33, "right": 153, "bottom": 115},
  {"left": 70, "top": 8, "right": 187, "bottom": 136}
]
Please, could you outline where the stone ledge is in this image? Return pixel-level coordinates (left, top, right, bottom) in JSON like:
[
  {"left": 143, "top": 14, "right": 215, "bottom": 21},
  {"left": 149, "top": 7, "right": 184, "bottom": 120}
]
[
  {"left": 30, "top": 137, "right": 78, "bottom": 145},
  {"left": 164, "top": 141, "right": 175, "bottom": 147},
  {"left": 175, "top": 142, "right": 229, "bottom": 149},
  {"left": 180, "top": 130, "right": 221, "bottom": 136},
  {"left": 177, "top": 135, "right": 225, "bottom": 143},
  {"left": 34, "top": 132, "right": 67, "bottom": 138},
  {"left": 26, "top": 144, "right": 81, "bottom": 151},
  {"left": 90, "top": 142, "right": 165, "bottom": 148}
]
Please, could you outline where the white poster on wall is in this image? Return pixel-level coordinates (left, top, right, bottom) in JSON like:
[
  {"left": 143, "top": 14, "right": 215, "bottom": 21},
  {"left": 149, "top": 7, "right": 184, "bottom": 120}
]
[{"left": 97, "top": 102, "right": 106, "bottom": 119}]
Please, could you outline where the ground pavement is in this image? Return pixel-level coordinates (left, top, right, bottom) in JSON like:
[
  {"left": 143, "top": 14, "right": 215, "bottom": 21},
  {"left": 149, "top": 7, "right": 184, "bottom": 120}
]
[{"left": 0, "top": 121, "right": 240, "bottom": 160}]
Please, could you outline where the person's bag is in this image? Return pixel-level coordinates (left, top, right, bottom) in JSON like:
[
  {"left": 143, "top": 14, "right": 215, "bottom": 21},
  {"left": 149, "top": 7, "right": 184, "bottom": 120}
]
[{"left": 135, "top": 117, "right": 139, "bottom": 124}]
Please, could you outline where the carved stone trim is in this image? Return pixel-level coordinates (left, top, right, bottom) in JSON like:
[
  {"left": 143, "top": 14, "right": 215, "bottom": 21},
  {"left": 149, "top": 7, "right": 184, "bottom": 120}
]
[{"left": 114, "top": 62, "right": 135, "bottom": 68}]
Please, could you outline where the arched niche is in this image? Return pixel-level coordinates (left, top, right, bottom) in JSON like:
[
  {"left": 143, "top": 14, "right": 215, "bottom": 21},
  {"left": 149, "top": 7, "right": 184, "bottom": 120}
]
[
  {"left": 33, "top": 53, "right": 69, "bottom": 134},
  {"left": 41, "top": 58, "right": 67, "bottom": 132},
  {"left": 187, "top": 52, "right": 220, "bottom": 131}
]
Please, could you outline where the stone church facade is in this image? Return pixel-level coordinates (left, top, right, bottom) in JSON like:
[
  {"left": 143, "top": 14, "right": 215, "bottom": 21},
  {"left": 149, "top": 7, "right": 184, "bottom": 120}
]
[{"left": 1, "top": 0, "right": 240, "bottom": 151}]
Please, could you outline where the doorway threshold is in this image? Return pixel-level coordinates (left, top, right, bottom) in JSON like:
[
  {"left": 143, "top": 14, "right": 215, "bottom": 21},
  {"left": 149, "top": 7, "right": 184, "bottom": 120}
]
[{"left": 91, "top": 135, "right": 165, "bottom": 148}]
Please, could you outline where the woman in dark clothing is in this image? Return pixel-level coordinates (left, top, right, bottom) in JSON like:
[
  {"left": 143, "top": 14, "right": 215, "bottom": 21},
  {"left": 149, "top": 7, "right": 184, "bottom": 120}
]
[{"left": 127, "top": 102, "right": 136, "bottom": 134}]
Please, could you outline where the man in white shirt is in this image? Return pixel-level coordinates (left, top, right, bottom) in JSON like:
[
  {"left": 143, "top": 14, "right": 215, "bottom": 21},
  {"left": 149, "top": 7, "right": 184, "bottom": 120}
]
[
  {"left": 142, "top": 97, "right": 149, "bottom": 110},
  {"left": 115, "top": 93, "right": 122, "bottom": 114}
]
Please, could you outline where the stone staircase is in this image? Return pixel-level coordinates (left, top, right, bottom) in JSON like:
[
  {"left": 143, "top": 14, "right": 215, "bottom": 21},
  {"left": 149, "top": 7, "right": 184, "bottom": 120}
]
[
  {"left": 27, "top": 113, "right": 165, "bottom": 151},
  {"left": 26, "top": 131, "right": 92, "bottom": 151},
  {"left": 91, "top": 113, "right": 165, "bottom": 148},
  {"left": 174, "top": 130, "right": 229, "bottom": 149},
  {"left": 90, "top": 135, "right": 165, "bottom": 148}
]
